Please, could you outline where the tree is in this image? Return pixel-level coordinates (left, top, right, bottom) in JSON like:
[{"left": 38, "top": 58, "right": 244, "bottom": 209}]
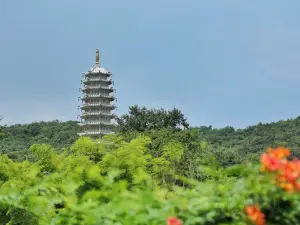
[
  {"left": 100, "top": 135, "right": 152, "bottom": 186},
  {"left": 151, "top": 140, "right": 184, "bottom": 187},
  {"left": 0, "top": 116, "right": 5, "bottom": 140},
  {"left": 0, "top": 120, "right": 80, "bottom": 161},
  {"left": 116, "top": 105, "right": 189, "bottom": 133}
]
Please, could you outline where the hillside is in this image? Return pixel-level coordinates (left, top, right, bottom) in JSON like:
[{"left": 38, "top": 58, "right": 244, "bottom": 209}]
[
  {"left": 1, "top": 115, "right": 300, "bottom": 161},
  {"left": 194, "top": 116, "right": 300, "bottom": 158},
  {"left": 0, "top": 120, "right": 80, "bottom": 161},
  {"left": 0, "top": 116, "right": 300, "bottom": 224}
]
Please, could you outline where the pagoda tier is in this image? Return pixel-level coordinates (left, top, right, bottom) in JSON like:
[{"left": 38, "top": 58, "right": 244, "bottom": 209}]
[
  {"left": 80, "top": 103, "right": 116, "bottom": 110},
  {"left": 82, "top": 78, "right": 113, "bottom": 85},
  {"left": 78, "top": 130, "right": 113, "bottom": 137},
  {"left": 80, "top": 112, "right": 115, "bottom": 118},
  {"left": 83, "top": 65, "right": 111, "bottom": 74},
  {"left": 84, "top": 70, "right": 111, "bottom": 76},
  {"left": 81, "top": 94, "right": 116, "bottom": 101},
  {"left": 82, "top": 85, "right": 114, "bottom": 93},
  {"left": 79, "top": 121, "right": 114, "bottom": 127},
  {"left": 78, "top": 49, "right": 116, "bottom": 139}
]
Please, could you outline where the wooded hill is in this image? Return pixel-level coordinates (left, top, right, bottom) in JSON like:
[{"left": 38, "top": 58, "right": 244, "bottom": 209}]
[
  {"left": 1, "top": 106, "right": 300, "bottom": 162},
  {"left": 0, "top": 108, "right": 300, "bottom": 224}
]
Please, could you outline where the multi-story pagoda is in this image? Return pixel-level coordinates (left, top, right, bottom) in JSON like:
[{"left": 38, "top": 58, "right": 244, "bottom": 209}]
[{"left": 78, "top": 49, "right": 116, "bottom": 139}]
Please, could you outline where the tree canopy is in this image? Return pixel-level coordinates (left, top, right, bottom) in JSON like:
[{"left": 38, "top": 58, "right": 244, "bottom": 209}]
[
  {"left": 0, "top": 135, "right": 298, "bottom": 224},
  {"left": 1, "top": 107, "right": 300, "bottom": 224},
  {"left": 115, "top": 105, "right": 189, "bottom": 133},
  {"left": 2, "top": 108, "right": 300, "bottom": 163}
]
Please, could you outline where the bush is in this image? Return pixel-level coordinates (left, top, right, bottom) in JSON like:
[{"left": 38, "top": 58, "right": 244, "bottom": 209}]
[{"left": 0, "top": 136, "right": 298, "bottom": 224}]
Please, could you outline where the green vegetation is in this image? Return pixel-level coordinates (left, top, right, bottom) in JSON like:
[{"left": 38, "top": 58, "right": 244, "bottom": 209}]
[
  {"left": 0, "top": 106, "right": 299, "bottom": 224},
  {"left": 0, "top": 120, "right": 80, "bottom": 162},
  {"left": 2, "top": 107, "right": 300, "bottom": 164},
  {"left": 116, "top": 105, "right": 189, "bottom": 132}
]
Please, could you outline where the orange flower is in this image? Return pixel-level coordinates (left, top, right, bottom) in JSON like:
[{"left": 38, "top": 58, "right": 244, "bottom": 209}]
[
  {"left": 245, "top": 205, "right": 265, "bottom": 225},
  {"left": 282, "top": 161, "right": 298, "bottom": 180},
  {"left": 167, "top": 217, "right": 182, "bottom": 225},
  {"left": 279, "top": 182, "right": 294, "bottom": 193},
  {"left": 267, "top": 147, "right": 290, "bottom": 159},
  {"left": 261, "top": 147, "right": 291, "bottom": 172},
  {"left": 277, "top": 159, "right": 300, "bottom": 193},
  {"left": 260, "top": 146, "right": 300, "bottom": 192},
  {"left": 261, "top": 153, "right": 282, "bottom": 171}
]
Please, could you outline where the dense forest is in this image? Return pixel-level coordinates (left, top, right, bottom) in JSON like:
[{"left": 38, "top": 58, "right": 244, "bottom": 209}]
[
  {"left": 2, "top": 106, "right": 300, "bottom": 162},
  {"left": 0, "top": 106, "right": 299, "bottom": 224}
]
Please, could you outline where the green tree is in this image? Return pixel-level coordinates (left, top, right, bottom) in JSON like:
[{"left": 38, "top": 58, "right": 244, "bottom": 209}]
[
  {"left": 116, "top": 105, "right": 189, "bottom": 133},
  {"left": 100, "top": 135, "right": 152, "bottom": 187},
  {"left": 0, "top": 120, "right": 80, "bottom": 161},
  {"left": 151, "top": 141, "right": 184, "bottom": 188}
]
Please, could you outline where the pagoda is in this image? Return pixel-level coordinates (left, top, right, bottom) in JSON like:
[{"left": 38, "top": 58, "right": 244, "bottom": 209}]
[{"left": 78, "top": 49, "right": 116, "bottom": 139}]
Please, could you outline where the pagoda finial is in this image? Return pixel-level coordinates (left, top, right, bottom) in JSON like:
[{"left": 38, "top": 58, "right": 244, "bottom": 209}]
[{"left": 95, "top": 48, "right": 100, "bottom": 66}]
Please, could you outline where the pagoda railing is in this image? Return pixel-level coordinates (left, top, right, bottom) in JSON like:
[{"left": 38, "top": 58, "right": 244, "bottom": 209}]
[
  {"left": 78, "top": 131, "right": 114, "bottom": 136},
  {"left": 82, "top": 86, "right": 114, "bottom": 91},
  {"left": 81, "top": 103, "right": 116, "bottom": 109},
  {"left": 82, "top": 78, "right": 113, "bottom": 83},
  {"left": 79, "top": 121, "right": 113, "bottom": 126},
  {"left": 81, "top": 112, "right": 115, "bottom": 117}
]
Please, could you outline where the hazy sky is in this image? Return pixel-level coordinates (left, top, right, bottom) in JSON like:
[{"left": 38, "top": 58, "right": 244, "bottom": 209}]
[{"left": 1, "top": 0, "right": 300, "bottom": 128}]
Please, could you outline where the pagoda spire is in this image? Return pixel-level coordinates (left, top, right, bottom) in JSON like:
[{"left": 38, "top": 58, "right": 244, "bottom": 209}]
[{"left": 95, "top": 48, "right": 100, "bottom": 66}]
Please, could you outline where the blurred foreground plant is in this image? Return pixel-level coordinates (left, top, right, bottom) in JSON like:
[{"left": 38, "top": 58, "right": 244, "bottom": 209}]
[{"left": 0, "top": 137, "right": 299, "bottom": 225}]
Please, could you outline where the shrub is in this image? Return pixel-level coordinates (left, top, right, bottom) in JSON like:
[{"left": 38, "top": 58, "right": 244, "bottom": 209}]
[{"left": 0, "top": 136, "right": 298, "bottom": 224}]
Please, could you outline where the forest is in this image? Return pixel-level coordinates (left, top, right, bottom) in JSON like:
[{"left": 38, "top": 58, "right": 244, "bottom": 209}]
[{"left": 0, "top": 106, "right": 299, "bottom": 225}]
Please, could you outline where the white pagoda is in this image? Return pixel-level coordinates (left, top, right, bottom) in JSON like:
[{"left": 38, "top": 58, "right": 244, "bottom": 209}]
[{"left": 78, "top": 49, "right": 116, "bottom": 139}]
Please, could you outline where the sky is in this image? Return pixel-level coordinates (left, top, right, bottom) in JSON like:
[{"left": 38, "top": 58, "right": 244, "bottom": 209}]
[{"left": 1, "top": 0, "right": 300, "bottom": 129}]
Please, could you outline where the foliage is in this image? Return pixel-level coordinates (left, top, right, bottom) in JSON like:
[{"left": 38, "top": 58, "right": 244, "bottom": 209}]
[
  {"left": 0, "top": 120, "right": 80, "bottom": 161},
  {"left": 193, "top": 117, "right": 300, "bottom": 159},
  {"left": 115, "top": 105, "right": 189, "bottom": 133},
  {"left": 2, "top": 108, "right": 300, "bottom": 167},
  {"left": 0, "top": 135, "right": 298, "bottom": 224},
  {"left": 1, "top": 108, "right": 300, "bottom": 224}
]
